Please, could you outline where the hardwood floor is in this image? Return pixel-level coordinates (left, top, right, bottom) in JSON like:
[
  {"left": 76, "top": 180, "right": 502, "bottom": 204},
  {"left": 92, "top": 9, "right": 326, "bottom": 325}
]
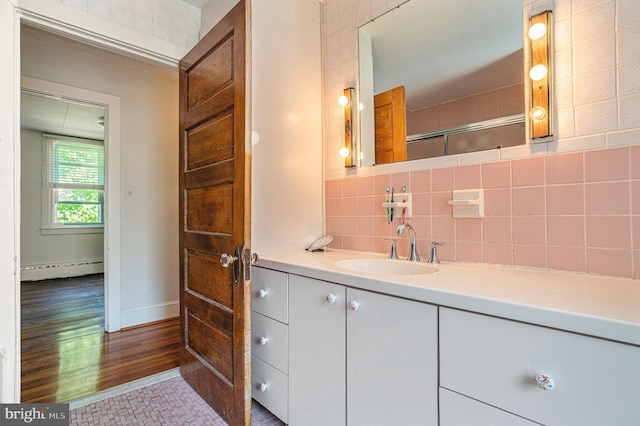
[{"left": 21, "top": 274, "right": 180, "bottom": 403}]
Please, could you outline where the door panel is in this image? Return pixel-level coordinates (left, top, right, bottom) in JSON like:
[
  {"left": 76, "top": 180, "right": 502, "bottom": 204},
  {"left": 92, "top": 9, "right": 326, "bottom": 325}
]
[
  {"left": 179, "top": 1, "right": 250, "bottom": 425},
  {"left": 374, "top": 85, "right": 407, "bottom": 164}
]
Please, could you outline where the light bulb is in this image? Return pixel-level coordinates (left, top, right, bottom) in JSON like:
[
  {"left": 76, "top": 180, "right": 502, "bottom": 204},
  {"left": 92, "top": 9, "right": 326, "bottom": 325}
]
[
  {"left": 530, "top": 106, "right": 547, "bottom": 121},
  {"left": 529, "top": 64, "right": 548, "bottom": 81},
  {"left": 528, "top": 22, "right": 547, "bottom": 40},
  {"left": 338, "top": 95, "right": 349, "bottom": 106},
  {"left": 339, "top": 147, "right": 350, "bottom": 158}
]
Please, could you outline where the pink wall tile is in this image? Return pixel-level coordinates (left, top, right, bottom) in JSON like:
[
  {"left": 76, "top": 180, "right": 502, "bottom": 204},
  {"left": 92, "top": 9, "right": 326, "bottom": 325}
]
[
  {"left": 482, "top": 161, "right": 511, "bottom": 188},
  {"left": 326, "top": 197, "right": 342, "bottom": 216},
  {"left": 632, "top": 181, "right": 640, "bottom": 214},
  {"left": 587, "top": 248, "right": 633, "bottom": 277},
  {"left": 483, "top": 243, "right": 513, "bottom": 265},
  {"left": 343, "top": 178, "right": 357, "bottom": 196},
  {"left": 329, "top": 235, "right": 343, "bottom": 250},
  {"left": 456, "top": 218, "right": 482, "bottom": 241},
  {"left": 632, "top": 215, "right": 640, "bottom": 249},
  {"left": 456, "top": 241, "right": 482, "bottom": 262},
  {"left": 635, "top": 250, "right": 640, "bottom": 279},
  {"left": 432, "top": 216, "right": 455, "bottom": 240},
  {"left": 432, "top": 191, "right": 453, "bottom": 215},
  {"left": 631, "top": 146, "right": 640, "bottom": 179},
  {"left": 373, "top": 175, "right": 391, "bottom": 196},
  {"left": 356, "top": 176, "right": 373, "bottom": 196},
  {"left": 326, "top": 216, "right": 342, "bottom": 234},
  {"left": 343, "top": 235, "right": 357, "bottom": 251},
  {"left": 410, "top": 170, "right": 431, "bottom": 192},
  {"left": 390, "top": 172, "right": 410, "bottom": 191},
  {"left": 357, "top": 236, "right": 374, "bottom": 253},
  {"left": 513, "top": 244, "right": 547, "bottom": 268},
  {"left": 455, "top": 165, "right": 481, "bottom": 189},
  {"left": 343, "top": 197, "right": 357, "bottom": 216},
  {"left": 546, "top": 184, "right": 585, "bottom": 215},
  {"left": 513, "top": 186, "right": 546, "bottom": 215},
  {"left": 412, "top": 193, "right": 431, "bottom": 215},
  {"left": 585, "top": 182, "right": 630, "bottom": 215},
  {"left": 326, "top": 179, "right": 342, "bottom": 197},
  {"left": 326, "top": 146, "right": 637, "bottom": 278},
  {"left": 484, "top": 189, "right": 511, "bottom": 216},
  {"left": 547, "top": 216, "right": 585, "bottom": 246},
  {"left": 513, "top": 216, "right": 546, "bottom": 245},
  {"left": 546, "top": 152, "right": 583, "bottom": 184},
  {"left": 585, "top": 147, "right": 629, "bottom": 182},
  {"left": 356, "top": 196, "right": 374, "bottom": 216},
  {"left": 586, "top": 216, "right": 631, "bottom": 249},
  {"left": 484, "top": 217, "right": 512, "bottom": 243},
  {"left": 512, "top": 157, "right": 545, "bottom": 187},
  {"left": 432, "top": 167, "right": 455, "bottom": 191},
  {"left": 358, "top": 217, "right": 374, "bottom": 236},
  {"left": 548, "top": 246, "right": 586, "bottom": 273}
]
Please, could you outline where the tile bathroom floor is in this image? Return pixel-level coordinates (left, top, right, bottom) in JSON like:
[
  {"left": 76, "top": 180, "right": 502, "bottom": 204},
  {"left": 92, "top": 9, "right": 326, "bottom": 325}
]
[{"left": 70, "top": 375, "right": 284, "bottom": 426}]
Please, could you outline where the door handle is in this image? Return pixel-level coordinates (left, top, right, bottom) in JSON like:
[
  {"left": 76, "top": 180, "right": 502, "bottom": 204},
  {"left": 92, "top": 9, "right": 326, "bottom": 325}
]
[{"left": 220, "top": 246, "right": 241, "bottom": 284}]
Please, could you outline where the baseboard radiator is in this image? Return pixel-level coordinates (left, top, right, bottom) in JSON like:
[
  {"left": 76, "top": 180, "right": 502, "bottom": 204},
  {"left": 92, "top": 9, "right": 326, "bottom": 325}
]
[{"left": 20, "top": 260, "right": 104, "bottom": 281}]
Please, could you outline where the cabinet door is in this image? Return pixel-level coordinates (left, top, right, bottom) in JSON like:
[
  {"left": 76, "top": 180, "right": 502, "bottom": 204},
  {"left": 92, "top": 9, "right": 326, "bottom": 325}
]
[
  {"left": 346, "top": 288, "right": 438, "bottom": 425},
  {"left": 440, "top": 388, "right": 538, "bottom": 426},
  {"left": 288, "top": 275, "right": 346, "bottom": 426}
]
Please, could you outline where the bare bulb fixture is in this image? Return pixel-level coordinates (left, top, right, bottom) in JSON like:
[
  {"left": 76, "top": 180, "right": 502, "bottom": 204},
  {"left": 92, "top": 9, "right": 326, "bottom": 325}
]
[
  {"left": 530, "top": 106, "right": 547, "bottom": 121},
  {"left": 529, "top": 64, "right": 548, "bottom": 81},
  {"left": 338, "top": 95, "right": 349, "bottom": 106},
  {"left": 339, "top": 147, "right": 350, "bottom": 158},
  {"left": 528, "top": 22, "right": 547, "bottom": 40}
]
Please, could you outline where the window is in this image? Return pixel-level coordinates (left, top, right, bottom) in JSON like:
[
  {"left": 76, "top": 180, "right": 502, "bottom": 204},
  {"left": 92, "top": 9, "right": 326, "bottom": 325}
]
[{"left": 42, "top": 134, "right": 104, "bottom": 231}]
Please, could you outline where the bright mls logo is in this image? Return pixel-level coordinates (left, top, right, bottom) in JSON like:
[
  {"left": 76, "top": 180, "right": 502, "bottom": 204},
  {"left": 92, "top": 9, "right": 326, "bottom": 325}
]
[{"left": 0, "top": 404, "right": 69, "bottom": 425}]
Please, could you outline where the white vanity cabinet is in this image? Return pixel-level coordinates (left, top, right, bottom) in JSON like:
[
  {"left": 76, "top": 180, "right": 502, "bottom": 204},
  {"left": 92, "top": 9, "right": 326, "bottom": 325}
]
[
  {"left": 439, "top": 307, "right": 640, "bottom": 425},
  {"left": 287, "top": 274, "right": 439, "bottom": 426},
  {"left": 251, "top": 267, "right": 289, "bottom": 423}
]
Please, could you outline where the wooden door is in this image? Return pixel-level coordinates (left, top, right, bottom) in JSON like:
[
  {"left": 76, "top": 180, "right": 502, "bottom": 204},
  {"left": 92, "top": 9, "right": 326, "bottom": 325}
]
[
  {"left": 374, "top": 86, "right": 407, "bottom": 164},
  {"left": 178, "top": 2, "right": 251, "bottom": 425}
]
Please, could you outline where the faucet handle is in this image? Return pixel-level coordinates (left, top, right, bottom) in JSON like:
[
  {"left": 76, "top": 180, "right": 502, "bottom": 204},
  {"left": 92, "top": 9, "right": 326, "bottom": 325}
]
[
  {"left": 384, "top": 238, "right": 399, "bottom": 259},
  {"left": 428, "top": 241, "right": 445, "bottom": 264}
]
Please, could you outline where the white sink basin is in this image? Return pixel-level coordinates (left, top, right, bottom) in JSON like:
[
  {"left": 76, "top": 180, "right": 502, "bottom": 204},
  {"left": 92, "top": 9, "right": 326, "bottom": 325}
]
[{"left": 335, "top": 259, "right": 438, "bottom": 275}]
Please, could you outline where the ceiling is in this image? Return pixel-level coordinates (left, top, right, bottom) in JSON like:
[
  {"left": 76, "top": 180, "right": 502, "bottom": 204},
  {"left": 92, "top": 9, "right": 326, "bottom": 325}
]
[{"left": 21, "top": 92, "right": 105, "bottom": 140}]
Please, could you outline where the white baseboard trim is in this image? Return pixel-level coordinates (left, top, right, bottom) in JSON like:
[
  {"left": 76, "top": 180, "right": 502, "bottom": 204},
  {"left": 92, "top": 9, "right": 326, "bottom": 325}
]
[
  {"left": 120, "top": 300, "right": 180, "bottom": 329},
  {"left": 20, "top": 261, "right": 104, "bottom": 281}
]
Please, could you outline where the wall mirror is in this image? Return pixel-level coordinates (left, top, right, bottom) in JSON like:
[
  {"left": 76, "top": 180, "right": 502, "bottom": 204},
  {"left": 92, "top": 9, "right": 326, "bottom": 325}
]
[{"left": 358, "top": 0, "right": 525, "bottom": 167}]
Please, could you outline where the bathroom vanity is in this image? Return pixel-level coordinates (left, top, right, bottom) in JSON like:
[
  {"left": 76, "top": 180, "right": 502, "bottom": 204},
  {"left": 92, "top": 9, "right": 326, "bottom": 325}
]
[{"left": 250, "top": 250, "right": 640, "bottom": 425}]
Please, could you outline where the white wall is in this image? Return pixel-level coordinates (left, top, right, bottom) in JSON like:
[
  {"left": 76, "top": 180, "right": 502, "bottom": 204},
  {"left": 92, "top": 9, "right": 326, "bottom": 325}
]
[
  {"left": 20, "top": 129, "right": 105, "bottom": 280},
  {"left": 250, "top": 0, "right": 324, "bottom": 253},
  {"left": 21, "top": 29, "right": 180, "bottom": 327}
]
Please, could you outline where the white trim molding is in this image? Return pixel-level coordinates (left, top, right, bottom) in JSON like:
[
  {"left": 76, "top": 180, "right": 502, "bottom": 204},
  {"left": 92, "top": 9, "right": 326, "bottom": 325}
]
[{"left": 120, "top": 300, "right": 180, "bottom": 330}]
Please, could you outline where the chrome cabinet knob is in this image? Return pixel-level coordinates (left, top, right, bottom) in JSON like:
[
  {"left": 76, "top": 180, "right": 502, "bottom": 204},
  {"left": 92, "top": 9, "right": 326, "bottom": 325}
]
[
  {"left": 348, "top": 300, "right": 360, "bottom": 311},
  {"left": 326, "top": 293, "right": 337, "bottom": 304},
  {"left": 259, "top": 383, "right": 268, "bottom": 392},
  {"left": 258, "top": 336, "right": 268, "bottom": 345},
  {"left": 535, "top": 373, "right": 555, "bottom": 390},
  {"left": 258, "top": 289, "right": 268, "bottom": 298}
]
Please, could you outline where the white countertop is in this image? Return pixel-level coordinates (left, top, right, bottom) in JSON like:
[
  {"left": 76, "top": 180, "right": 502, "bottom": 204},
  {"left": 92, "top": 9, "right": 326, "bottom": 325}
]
[{"left": 257, "top": 250, "right": 640, "bottom": 346}]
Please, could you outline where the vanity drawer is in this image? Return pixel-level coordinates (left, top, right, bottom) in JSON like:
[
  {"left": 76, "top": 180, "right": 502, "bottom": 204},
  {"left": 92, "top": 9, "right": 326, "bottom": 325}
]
[
  {"left": 252, "top": 355, "right": 288, "bottom": 424},
  {"left": 440, "top": 308, "right": 640, "bottom": 425},
  {"left": 252, "top": 267, "right": 288, "bottom": 323},
  {"left": 251, "top": 311, "right": 288, "bottom": 374},
  {"left": 440, "top": 387, "right": 538, "bottom": 425}
]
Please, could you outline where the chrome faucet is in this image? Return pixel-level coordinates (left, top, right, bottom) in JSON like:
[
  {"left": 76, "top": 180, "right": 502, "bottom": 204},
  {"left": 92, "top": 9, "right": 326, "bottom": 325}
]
[
  {"left": 396, "top": 223, "right": 420, "bottom": 261},
  {"left": 384, "top": 238, "right": 399, "bottom": 259}
]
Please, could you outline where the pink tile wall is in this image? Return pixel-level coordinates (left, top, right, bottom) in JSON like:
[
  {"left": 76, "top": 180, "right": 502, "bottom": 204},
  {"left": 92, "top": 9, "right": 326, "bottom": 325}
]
[
  {"left": 407, "top": 84, "right": 525, "bottom": 135},
  {"left": 326, "top": 145, "right": 640, "bottom": 279}
]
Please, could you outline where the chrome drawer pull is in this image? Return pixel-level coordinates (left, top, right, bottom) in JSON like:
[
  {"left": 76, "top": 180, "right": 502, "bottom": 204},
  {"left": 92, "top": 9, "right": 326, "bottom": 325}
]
[{"left": 535, "top": 373, "right": 555, "bottom": 390}]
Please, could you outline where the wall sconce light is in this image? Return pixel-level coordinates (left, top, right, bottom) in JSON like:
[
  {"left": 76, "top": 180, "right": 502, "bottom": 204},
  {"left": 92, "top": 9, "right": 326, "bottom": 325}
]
[
  {"left": 528, "top": 10, "right": 553, "bottom": 139},
  {"left": 340, "top": 87, "right": 356, "bottom": 168}
]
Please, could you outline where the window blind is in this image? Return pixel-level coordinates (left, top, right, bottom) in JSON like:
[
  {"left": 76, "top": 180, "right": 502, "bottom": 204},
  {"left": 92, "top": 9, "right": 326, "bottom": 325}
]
[{"left": 43, "top": 134, "right": 104, "bottom": 190}]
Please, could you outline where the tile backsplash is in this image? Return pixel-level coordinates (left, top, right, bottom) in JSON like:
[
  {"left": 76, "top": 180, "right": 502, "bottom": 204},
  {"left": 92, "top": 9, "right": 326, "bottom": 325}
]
[{"left": 326, "top": 145, "right": 640, "bottom": 278}]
